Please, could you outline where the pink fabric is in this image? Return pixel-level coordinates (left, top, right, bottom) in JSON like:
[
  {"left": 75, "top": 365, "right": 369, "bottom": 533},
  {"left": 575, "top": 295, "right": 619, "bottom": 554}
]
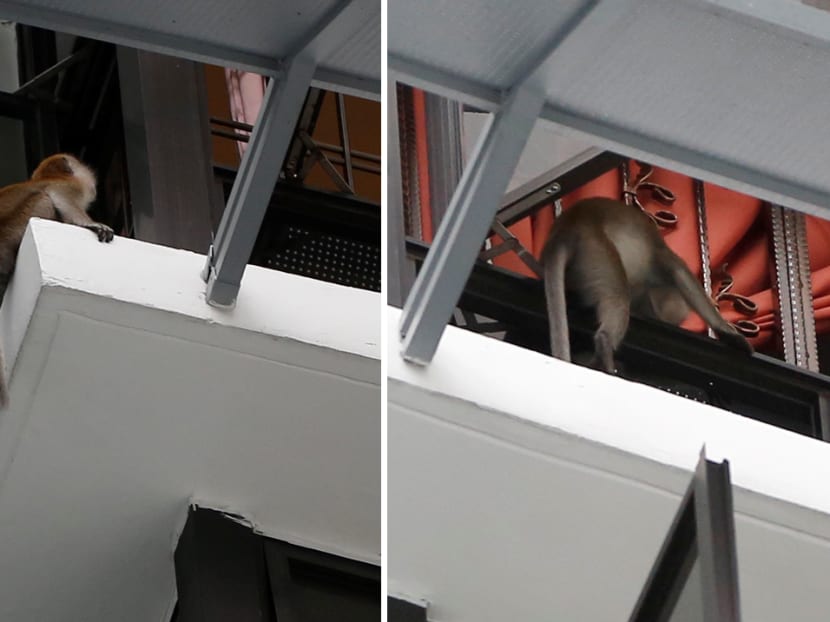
[{"left": 224, "top": 69, "right": 267, "bottom": 156}]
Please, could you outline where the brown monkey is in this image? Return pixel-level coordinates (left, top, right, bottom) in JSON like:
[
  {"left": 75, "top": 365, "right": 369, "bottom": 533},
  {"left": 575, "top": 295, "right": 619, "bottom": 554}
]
[
  {"left": 0, "top": 153, "right": 113, "bottom": 408},
  {"left": 541, "top": 197, "right": 752, "bottom": 373}
]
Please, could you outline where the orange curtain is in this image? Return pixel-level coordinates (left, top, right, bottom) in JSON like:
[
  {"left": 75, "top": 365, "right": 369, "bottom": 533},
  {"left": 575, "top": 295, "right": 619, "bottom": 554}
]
[{"left": 488, "top": 162, "right": 830, "bottom": 350}]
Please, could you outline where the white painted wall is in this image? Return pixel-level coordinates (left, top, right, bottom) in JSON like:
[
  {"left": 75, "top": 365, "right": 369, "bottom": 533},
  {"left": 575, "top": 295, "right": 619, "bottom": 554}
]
[
  {"left": 388, "top": 306, "right": 830, "bottom": 621},
  {"left": 0, "top": 221, "right": 380, "bottom": 622}
]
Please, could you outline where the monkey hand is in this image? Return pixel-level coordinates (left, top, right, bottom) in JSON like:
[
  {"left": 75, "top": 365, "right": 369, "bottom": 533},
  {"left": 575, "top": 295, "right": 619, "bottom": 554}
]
[
  {"left": 715, "top": 325, "right": 754, "bottom": 355},
  {"left": 85, "top": 222, "right": 114, "bottom": 243}
]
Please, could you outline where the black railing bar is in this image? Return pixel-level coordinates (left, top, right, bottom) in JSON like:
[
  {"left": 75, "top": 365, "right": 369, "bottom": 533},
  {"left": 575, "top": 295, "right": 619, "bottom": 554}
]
[
  {"left": 316, "top": 141, "right": 381, "bottom": 163},
  {"left": 209, "top": 116, "right": 254, "bottom": 132}
]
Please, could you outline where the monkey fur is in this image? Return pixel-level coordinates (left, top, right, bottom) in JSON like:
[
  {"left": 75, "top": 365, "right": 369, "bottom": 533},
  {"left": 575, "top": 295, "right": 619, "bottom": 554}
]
[
  {"left": 541, "top": 197, "right": 752, "bottom": 373},
  {"left": 0, "top": 153, "right": 114, "bottom": 408}
]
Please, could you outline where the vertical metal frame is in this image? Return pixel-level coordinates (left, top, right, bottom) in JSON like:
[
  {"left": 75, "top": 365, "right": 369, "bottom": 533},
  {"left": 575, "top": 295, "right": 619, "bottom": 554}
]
[
  {"left": 388, "top": 78, "right": 417, "bottom": 307},
  {"left": 628, "top": 448, "right": 741, "bottom": 622},
  {"left": 769, "top": 204, "right": 819, "bottom": 371},
  {"left": 423, "top": 91, "right": 465, "bottom": 227}
]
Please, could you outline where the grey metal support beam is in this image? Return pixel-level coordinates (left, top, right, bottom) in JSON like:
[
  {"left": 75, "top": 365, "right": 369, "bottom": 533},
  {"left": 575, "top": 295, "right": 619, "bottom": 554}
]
[
  {"left": 397, "top": 0, "right": 603, "bottom": 363},
  {"left": 203, "top": 55, "right": 315, "bottom": 307},
  {"left": 399, "top": 84, "right": 544, "bottom": 363},
  {"left": 203, "top": 0, "right": 376, "bottom": 307},
  {"left": 387, "top": 78, "right": 416, "bottom": 308}
]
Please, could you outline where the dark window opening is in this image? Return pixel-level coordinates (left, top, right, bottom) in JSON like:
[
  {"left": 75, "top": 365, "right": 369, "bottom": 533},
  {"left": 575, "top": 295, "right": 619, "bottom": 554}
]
[{"left": 6, "top": 26, "right": 380, "bottom": 293}]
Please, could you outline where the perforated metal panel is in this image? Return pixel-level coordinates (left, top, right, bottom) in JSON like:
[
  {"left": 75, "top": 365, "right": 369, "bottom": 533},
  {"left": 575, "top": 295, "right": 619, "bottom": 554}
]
[{"left": 263, "top": 224, "right": 380, "bottom": 292}]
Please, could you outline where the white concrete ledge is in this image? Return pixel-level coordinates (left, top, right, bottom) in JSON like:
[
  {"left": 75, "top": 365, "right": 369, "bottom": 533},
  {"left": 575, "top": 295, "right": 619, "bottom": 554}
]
[
  {"left": 388, "top": 305, "right": 830, "bottom": 621},
  {"left": 388, "top": 306, "right": 830, "bottom": 518}
]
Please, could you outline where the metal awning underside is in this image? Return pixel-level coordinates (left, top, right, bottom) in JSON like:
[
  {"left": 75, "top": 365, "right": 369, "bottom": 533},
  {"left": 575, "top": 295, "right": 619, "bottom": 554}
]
[
  {"left": 390, "top": 0, "right": 830, "bottom": 217},
  {"left": 0, "top": 0, "right": 380, "bottom": 307},
  {"left": 0, "top": 0, "right": 380, "bottom": 98}
]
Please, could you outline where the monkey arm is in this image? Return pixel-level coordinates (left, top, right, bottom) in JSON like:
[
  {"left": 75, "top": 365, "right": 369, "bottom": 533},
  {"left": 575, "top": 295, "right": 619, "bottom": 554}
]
[{"left": 47, "top": 190, "right": 114, "bottom": 242}]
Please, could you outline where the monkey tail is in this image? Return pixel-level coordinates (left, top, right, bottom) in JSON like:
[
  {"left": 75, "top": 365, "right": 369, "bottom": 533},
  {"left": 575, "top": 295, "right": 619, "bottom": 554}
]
[{"left": 543, "top": 243, "right": 571, "bottom": 363}]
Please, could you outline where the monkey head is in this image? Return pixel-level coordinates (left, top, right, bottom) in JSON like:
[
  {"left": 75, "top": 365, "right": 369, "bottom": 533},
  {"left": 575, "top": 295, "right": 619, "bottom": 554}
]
[{"left": 32, "top": 153, "right": 97, "bottom": 204}]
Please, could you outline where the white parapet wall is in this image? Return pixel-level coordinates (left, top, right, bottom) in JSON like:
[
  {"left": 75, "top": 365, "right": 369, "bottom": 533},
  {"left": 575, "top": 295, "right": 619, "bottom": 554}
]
[
  {"left": 388, "top": 305, "right": 830, "bottom": 621},
  {"left": 0, "top": 219, "right": 380, "bottom": 622}
]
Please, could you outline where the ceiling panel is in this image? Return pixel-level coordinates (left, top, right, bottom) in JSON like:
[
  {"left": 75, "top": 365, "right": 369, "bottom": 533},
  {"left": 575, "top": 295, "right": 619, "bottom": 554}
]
[
  {"left": 544, "top": 0, "right": 830, "bottom": 196},
  {"left": 389, "top": 0, "right": 591, "bottom": 90},
  {"left": 389, "top": 0, "right": 830, "bottom": 212},
  {"left": 0, "top": 0, "right": 381, "bottom": 95}
]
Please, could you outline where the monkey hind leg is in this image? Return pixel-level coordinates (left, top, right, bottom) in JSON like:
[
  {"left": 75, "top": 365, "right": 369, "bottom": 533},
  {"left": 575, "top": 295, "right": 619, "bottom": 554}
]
[{"left": 575, "top": 236, "right": 631, "bottom": 374}]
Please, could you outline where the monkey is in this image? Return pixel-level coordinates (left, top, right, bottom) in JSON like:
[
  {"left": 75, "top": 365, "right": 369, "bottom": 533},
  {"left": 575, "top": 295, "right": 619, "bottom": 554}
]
[
  {"left": 541, "top": 197, "right": 752, "bottom": 374},
  {"left": 0, "top": 153, "right": 114, "bottom": 408}
]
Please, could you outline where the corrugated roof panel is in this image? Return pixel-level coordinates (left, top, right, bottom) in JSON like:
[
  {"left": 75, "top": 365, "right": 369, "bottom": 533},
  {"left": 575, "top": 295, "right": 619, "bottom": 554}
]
[
  {"left": 389, "top": 0, "right": 592, "bottom": 90},
  {"left": 544, "top": 0, "right": 830, "bottom": 195},
  {"left": 322, "top": 8, "right": 380, "bottom": 82},
  {"left": 8, "top": 0, "right": 339, "bottom": 57},
  {"left": 0, "top": 0, "right": 380, "bottom": 95}
]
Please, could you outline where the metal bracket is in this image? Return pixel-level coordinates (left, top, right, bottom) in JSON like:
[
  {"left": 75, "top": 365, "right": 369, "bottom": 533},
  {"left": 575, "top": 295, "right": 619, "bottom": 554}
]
[{"left": 769, "top": 204, "right": 819, "bottom": 370}]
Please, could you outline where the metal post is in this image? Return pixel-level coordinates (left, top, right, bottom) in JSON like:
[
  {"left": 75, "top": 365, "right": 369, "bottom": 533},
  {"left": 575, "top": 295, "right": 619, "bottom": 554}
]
[
  {"left": 399, "top": 84, "right": 544, "bottom": 363},
  {"left": 203, "top": 54, "right": 316, "bottom": 307},
  {"left": 387, "top": 78, "right": 416, "bottom": 307},
  {"left": 694, "top": 179, "right": 716, "bottom": 339},
  {"left": 694, "top": 453, "right": 742, "bottom": 622},
  {"left": 769, "top": 204, "right": 819, "bottom": 370}
]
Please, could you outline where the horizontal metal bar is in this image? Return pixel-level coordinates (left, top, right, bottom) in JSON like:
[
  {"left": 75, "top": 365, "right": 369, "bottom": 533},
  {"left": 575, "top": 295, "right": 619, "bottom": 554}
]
[
  {"left": 324, "top": 155, "right": 380, "bottom": 175},
  {"left": 311, "top": 67, "right": 380, "bottom": 101},
  {"left": 497, "top": 148, "right": 625, "bottom": 227},
  {"left": 210, "top": 117, "right": 254, "bottom": 132}
]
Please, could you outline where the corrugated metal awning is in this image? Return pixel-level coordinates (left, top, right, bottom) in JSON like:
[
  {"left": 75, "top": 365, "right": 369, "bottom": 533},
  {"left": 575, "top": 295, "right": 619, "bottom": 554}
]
[
  {"left": 0, "top": 0, "right": 380, "bottom": 98},
  {"left": 390, "top": 0, "right": 830, "bottom": 216}
]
